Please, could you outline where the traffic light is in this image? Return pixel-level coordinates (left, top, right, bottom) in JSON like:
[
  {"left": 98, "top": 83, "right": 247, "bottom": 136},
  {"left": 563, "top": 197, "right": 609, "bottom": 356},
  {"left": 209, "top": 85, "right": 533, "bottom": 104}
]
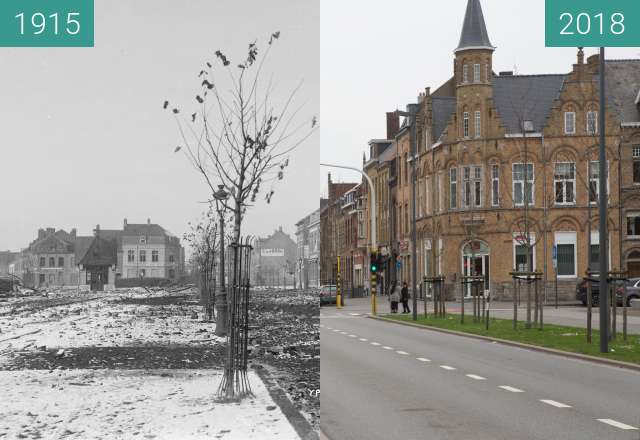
[{"left": 370, "top": 252, "right": 378, "bottom": 273}]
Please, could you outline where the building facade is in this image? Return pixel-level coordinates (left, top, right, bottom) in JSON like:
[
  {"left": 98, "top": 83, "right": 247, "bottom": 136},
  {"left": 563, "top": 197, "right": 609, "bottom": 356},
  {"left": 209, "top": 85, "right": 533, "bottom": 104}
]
[
  {"left": 251, "top": 227, "right": 297, "bottom": 288},
  {"left": 323, "top": 0, "right": 640, "bottom": 302},
  {"left": 295, "top": 206, "right": 321, "bottom": 289}
]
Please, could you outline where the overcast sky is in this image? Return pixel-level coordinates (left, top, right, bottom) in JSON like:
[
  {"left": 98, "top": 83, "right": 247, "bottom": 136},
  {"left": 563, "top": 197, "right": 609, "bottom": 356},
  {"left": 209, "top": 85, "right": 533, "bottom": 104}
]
[
  {"left": 320, "top": 0, "right": 640, "bottom": 194},
  {"left": 0, "top": 0, "right": 319, "bottom": 253}
]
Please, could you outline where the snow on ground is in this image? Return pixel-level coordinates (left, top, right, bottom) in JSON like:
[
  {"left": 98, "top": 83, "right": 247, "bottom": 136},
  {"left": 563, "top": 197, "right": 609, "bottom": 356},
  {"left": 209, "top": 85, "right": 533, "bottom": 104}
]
[
  {"left": 0, "top": 369, "right": 298, "bottom": 440},
  {"left": 0, "top": 291, "right": 224, "bottom": 359}
]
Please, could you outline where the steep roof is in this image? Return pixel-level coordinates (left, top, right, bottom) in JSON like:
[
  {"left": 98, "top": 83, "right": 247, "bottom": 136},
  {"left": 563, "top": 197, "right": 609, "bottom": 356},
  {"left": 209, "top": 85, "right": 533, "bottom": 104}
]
[
  {"left": 74, "top": 237, "right": 95, "bottom": 262},
  {"left": 79, "top": 237, "right": 118, "bottom": 267},
  {"left": 432, "top": 97, "right": 457, "bottom": 141},
  {"left": 604, "top": 59, "right": 640, "bottom": 123},
  {"left": 456, "top": 0, "right": 494, "bottom": 53},
  {"left": 492, "top": 74, "right": 566, "bottom": 133},
  {"left": 122, "top": 223, "right": 167, "bottom": 237},
  {"left": 377, "top": 141, "right": 397, "bottom": 164}
]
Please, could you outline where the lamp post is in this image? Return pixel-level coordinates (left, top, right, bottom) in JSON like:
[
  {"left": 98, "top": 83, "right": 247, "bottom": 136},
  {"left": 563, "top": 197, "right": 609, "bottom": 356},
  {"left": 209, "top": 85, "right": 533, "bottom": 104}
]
[
  {"left": 213, "top": 184, "right": 230, "bottom": 337},
  {"left": 320, "top": 163, "right": 378, "bottom": 315},
  {"left": 397, "top": 105, "right": 419, "bottom": 321}
]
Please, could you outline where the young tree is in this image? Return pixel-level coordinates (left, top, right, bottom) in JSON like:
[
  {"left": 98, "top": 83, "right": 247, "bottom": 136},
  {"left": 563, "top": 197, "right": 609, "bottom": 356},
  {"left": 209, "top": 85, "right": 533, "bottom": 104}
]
[{"left": 166, "top": 33, "right": 317, "bottom": 246}]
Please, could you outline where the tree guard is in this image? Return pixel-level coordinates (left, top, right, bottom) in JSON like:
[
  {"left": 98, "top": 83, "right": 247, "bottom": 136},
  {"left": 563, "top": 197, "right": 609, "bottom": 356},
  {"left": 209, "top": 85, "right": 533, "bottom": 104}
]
[
  {"left": 217, "top": 237, "right": 253, "bottom": 400},
  {"left": 424, "top": 276, "right": 445, "bottom": 318},
  {"left": 509, "top": 271, "right": 543, "bottom": 330}
]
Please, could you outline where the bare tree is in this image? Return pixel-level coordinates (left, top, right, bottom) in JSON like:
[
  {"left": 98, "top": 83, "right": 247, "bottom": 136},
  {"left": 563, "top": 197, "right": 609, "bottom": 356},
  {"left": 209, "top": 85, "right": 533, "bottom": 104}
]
[
  {"left": 166, "top": 33, "right": 317, "bottom": 246},
  {"left": 184, "top": 206, "right": 219, "bottom": 320}
]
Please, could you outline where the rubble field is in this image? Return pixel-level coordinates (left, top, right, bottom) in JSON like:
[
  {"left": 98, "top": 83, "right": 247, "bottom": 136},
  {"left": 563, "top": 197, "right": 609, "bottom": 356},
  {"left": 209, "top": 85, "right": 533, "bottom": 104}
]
[{"left": 0, "top": 286, "right": 320, "bottom": 433}]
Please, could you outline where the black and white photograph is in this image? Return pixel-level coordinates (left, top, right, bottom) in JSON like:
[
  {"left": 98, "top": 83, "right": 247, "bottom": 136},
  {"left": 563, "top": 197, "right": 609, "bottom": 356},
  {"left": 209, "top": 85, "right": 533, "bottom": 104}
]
[{"left": 0, "top": 1, "right": 319, "bottom": 439}]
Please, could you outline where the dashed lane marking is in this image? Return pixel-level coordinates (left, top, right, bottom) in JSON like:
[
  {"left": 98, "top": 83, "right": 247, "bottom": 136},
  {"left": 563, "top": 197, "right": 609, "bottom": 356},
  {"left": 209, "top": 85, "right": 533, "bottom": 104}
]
[
  {"left": 396, "top": 351, "right": 409, "bottom": 355},
  {"left": 540, "top": 400, "right": 571, "bottom": 408},
  {"left": 596, "top": 419, "right": 638, "bottom": 430},
  {"left": 416, "top": 357, "right": 431, "bottom": 362},
  {"left": 382, "top": 346, "right": 394, "bottom": 350},
  {"left": 348, "top": 334, "right": 357, "bottom": 338},
  {"left": 370, "top": 342, "right": 381, "bottom": 346},
  {"left": 359, "top": 338, "right": 368, "bottom": 342},
  {"left": 439, "top": 365, "right": 456, "bottom": 371},
  {"left": 499, "top": 386, "right": 524, "bottom": 393},
  {"left": 466, "top": 374, "right": 486, "bottom": 380}
]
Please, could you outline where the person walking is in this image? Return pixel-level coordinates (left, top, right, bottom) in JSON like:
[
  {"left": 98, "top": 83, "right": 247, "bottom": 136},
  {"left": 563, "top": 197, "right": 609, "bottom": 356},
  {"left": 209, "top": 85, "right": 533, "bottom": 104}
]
[
  {"left": 401, "top": 282, "right": 411, "bottom": 314},
  {"left": 390, "top": 282, "right": 399, "bottom": 313}
]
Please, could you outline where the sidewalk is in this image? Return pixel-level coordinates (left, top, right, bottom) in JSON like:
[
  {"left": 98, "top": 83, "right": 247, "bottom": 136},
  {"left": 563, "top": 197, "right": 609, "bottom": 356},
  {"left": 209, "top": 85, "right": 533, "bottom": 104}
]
[{"left": 326, "top": 297, "right": 640, "bottom": 335}]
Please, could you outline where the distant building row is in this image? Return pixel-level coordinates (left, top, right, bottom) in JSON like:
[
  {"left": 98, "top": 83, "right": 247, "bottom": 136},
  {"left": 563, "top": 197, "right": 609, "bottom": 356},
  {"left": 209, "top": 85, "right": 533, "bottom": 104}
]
[{"left": 6, "top": 219, "right": 184, "bottom": 290}]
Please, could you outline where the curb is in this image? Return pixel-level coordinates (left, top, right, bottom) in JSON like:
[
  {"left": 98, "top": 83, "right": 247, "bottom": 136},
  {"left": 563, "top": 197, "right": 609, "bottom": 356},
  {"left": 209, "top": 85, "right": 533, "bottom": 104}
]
[
  {"left": 252, "top": 365, "right": 319, "bottom": 440},
  {"left": 368, "top": 315, "right": 640, "bottom": 373}
]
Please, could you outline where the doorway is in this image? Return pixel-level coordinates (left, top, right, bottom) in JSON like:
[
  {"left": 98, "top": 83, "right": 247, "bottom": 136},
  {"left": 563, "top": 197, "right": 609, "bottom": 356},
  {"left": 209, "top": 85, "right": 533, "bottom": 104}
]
[{"left": 462, "top": 240, "right": 490, "bottom": 298}]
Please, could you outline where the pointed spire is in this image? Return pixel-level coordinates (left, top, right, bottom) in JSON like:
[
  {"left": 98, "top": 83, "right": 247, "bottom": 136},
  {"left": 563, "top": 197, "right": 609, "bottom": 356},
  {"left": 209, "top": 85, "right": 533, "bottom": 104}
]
[{"left": 455, "top": 0, "right": 494, "bottom": 53}]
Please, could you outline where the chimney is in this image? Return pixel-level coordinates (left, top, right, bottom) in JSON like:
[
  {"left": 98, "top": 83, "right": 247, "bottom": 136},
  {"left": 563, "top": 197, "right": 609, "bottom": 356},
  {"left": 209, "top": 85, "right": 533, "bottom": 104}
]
[
  {"left": 123, "top": 218, "right": 128, "bottom": 228},
  {"left": 46, "top": 227, "right": 55, "bottom": 234},
  {"left": 94, "top": 224, "right": 100, "bottom": 237},
  {"left": 71, "top": 228, "right": 77, "bottom": 239},
  {"left": 38, "top": 229, "right": 45, "bottom": 240},
  {"left": 386, "top": 111, "right": 400, "bottom": 139},
  {"left": 577, "top": 47, "right": 584, "bottom": 65},
  {"left": 147, "top": 218, "right": 151, "bottom": 225}
]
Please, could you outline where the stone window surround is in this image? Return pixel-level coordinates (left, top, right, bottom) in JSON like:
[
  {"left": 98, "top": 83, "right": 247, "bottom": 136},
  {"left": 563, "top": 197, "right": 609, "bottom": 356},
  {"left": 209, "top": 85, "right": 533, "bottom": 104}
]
[
  {"left": 554, "top": 162, "right": 576, "bottom": 206},
  {"left": 512, "top": 163, "right": 535, "bottom": 207},
  {"left": 564, "top": 111, "right": 576, "bottom": 135},
  {"left": 555, "top": 231, "right": 577, "bottom": 278}
]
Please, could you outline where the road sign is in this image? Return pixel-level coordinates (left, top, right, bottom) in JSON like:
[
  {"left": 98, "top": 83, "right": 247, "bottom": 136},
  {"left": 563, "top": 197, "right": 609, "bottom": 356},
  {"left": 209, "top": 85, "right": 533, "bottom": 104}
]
[
  {"left": 552, "top": 245, "right": 558, "bottom": 269},
  {"left": 545, "top": 0, "right": 640, "bottom": 47}
]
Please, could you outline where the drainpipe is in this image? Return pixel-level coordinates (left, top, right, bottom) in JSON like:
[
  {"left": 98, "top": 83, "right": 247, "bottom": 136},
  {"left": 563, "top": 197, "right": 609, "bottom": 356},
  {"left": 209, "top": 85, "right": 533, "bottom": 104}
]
[{"left": 542, "top": 134, "right": 549, "bottom": 304}]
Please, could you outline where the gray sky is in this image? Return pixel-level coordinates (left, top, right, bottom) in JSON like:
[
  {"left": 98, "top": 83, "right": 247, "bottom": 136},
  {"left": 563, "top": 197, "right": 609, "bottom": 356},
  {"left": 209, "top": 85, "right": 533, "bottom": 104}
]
[
  {"left": 0, "top": 0, "right": 319, "bottom": 252},
  {"left": 320, "top": 0, "right": 640, "bottom": 194}
]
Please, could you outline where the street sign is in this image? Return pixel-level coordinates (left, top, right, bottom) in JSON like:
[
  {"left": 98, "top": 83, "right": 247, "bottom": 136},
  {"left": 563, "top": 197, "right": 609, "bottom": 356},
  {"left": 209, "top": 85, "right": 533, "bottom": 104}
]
[
  {"left": 396, "top": 261, "right": 402, "bottom": 269},
  {"left": 545, "top": 0, "right": 640, "bottom": 47},
  {"left": 552, "top": 245, "right": 558, "bottom": 269}
]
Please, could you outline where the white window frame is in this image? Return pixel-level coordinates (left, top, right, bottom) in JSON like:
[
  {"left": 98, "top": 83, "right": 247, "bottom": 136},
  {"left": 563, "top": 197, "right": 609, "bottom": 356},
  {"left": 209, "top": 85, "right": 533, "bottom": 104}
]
[
  {"left": 491, "top": 164, "right": 500, "bottom": 207},
  {"left": 633, "top": 146, "right": 640, "bottom": 185},
  {"left": 462, "top": 64, "right": 469, "bottom": 83},
  {"left": 450, "top": 168, "right": 458, "bottom": 209},
  {"left": 473, "top": 166, "right": 483, "bottom": 208},
  {"left": 425, "top": 178, "right": 431, "bottom": 215},
  {"left": 438, "top": 172, "right": 444, "bottom": 213},
  {"left": 564, "top": 111, "right": 576, "bottom": 134},
  {"left": 127, "top": 249, "right": 135, "bottom": 263},
  {"left": 474, "top": 64, "right": 481, "bottom": 83},
  {"left": 586, "top": 110, "right": 598, "bottom": 135},
  {"left": 474, "top": 110, "right": 481, "bottom": 138},
  {"left": 555, "top": 231, "right": 577, "bottom": 278},
  {"left": 554, "top": 162, "right": 576, "bottom": 206},
  {"left": 588, "top": 161, "right": 609, "bottom": 205},
  {"left": 590, "top": 231, "right": 612, "bottom": 269},
  {"left": 512, "top": 163, "right": 535, "bottom": 207},
  {"left": 463, "top": 112, "right": 470, "bottom": 138},
  {"left": 627, "top": 213, "right": 640, "bottom": 239},
  {"left": 513, "top": 233, "right": 536, "bottom": 272}
]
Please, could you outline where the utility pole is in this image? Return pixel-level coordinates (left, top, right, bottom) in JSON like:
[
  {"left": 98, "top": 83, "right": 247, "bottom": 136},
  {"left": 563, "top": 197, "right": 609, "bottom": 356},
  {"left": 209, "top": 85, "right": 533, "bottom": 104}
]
[
  {"left": 598, "top": 47, "right": 609, "bottom": 353},
  {"left": 397, "top": 105, "right": 420, "bottom": 321}
]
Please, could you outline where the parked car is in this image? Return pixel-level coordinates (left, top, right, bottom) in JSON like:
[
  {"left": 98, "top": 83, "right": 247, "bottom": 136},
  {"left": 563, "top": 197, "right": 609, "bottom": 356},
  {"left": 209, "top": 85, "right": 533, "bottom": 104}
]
[
  {"left": 576, "top": 277, "right": 640, "bottom": 307},
  {"left": 320, "top": 285, "right": 337, "bottom": 306}
]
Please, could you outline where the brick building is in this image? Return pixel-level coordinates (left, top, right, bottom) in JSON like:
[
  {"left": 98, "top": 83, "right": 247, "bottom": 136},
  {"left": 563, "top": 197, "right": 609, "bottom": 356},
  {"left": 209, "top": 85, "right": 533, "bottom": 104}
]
[
  {"left": 295, "top": 205, "right": 322, "bottom": 289},
  {"left": 251, "top": 227, "right": 297, "bottom": 288},
  {"left": 340, "top": 0, "right": 640, "bottom": 302}
]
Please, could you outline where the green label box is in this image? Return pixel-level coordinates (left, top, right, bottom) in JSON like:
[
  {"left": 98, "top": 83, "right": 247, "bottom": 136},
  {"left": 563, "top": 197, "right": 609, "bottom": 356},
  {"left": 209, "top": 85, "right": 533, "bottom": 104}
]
[
  {"left": 545, "top": 0, "right": 640, "bottom": 47},
  {"left": 0, "top": 0, "right": 94, "bottom": 47}
]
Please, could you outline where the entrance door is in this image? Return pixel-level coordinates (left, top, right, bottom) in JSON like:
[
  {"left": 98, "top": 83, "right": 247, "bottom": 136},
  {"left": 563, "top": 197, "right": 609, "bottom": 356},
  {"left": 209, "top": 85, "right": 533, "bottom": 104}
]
[
  {"left": 462, "top": 241, "right": 490, "bottom": 298},
  {"left": 88, "top": 266, "right": 108, "bottom": 291},
  {"left": 628, "top": 261, "right": 640, "bottom": 278}
]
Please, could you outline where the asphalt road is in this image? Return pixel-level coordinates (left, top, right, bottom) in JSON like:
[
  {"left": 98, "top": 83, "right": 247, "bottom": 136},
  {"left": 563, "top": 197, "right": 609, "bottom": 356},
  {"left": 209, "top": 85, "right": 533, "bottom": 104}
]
[{"left": 320, "top": 307, "right": 640, "bottom": 440}]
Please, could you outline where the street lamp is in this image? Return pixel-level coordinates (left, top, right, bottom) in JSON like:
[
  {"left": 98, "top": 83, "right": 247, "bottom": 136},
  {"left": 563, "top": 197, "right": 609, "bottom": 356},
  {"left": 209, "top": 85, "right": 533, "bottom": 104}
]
[
  {"left": 320, "top": 163, "right": 378, "bottom": 315},
  {"left": 213, "top": 184, "right": 230, "bottom": 337},
  {"left": 397, "top": 105, "right": 420, "bottom": 322}
]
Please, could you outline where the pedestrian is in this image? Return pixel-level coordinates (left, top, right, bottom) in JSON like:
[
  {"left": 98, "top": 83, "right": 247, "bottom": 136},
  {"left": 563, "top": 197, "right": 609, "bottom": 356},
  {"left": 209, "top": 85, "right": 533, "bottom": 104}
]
[
  {"left": 401, "top": 282, "right": 410, "bottom": 314},
  {"left": 390, "top": 283, "right": 399, "bottom": 313}
]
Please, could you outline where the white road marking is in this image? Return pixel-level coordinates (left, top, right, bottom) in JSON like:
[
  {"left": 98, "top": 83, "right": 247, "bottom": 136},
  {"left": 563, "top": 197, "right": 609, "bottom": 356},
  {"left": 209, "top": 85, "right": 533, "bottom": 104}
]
[
  {"left": 439, "top": 365, "right": 456, "bottom": 371},
  {"left": 359, "top": 338, "right": 368, "bottom": 342},
  {"left": 396, "top": 351, "right": 409, "bottom": 355},
  {"left": 350, "top": 313, "right": 361, "bottom": 316},
  {"left": 416, "top": 357, "right": 431, "bottom": 362},
  {"left": 340, "top": 332, "right": 348, "bottom": 335},
  {"left": 499, "top": 386, "right": 524, "bottom": 393},
  {"left": 596, "top": 419, "right": 639, "bottom": 430},
  {"left": 382, "top": 346, "right": 394, "bottom": 350},
  {"left": 540, "top": 400, "right": 571, "bottom": 408},
  {"left": 370, "top": 342, "right": 381, "bottom": 346},
  {"left": 348, "top": 334, "right": 357, "bottom": 338},
  {"left": 466, "top": 374, "right": 486, "bottom": 380},
  {"left": 332, "top": 329, "right": 340, "bottom": 332}
]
